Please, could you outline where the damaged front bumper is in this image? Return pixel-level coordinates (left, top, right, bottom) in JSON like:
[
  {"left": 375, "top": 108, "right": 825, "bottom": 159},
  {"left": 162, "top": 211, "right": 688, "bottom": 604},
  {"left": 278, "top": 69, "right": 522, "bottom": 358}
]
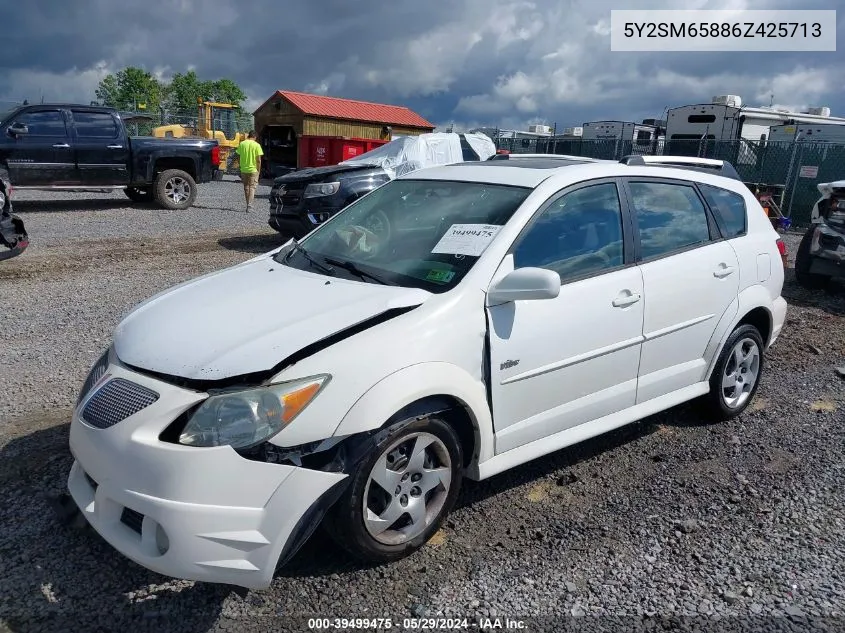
[
  {"left": 809, "top": 223, "right": 845, "bottom": 278},
  {"left": 66, "top": 359, "right": 350, "bottom": 589},
  {"left": 0, "top": 186, "right": 28, "bottom": 262}
]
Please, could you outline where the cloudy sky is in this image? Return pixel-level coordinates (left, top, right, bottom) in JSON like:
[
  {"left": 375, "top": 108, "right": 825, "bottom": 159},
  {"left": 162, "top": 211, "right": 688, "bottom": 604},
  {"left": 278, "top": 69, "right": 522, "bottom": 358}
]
[{"left": 1, "top": 0, "right": 842, "bottom": 130}]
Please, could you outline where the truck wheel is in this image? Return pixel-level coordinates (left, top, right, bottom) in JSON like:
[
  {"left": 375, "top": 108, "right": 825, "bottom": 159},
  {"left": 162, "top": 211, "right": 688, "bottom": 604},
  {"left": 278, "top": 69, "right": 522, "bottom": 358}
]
[
  {"left": 322, "top": 415, "right": 463, "bottom": 564},
  {"left": 124, "top": 187, "right": 153, "bottom": 203},
  {"left": 794, "top": 226, "right": 830, "bottom": 289},
  {"left": 154, "top": 169, "right": 197, "bottom": 210}
]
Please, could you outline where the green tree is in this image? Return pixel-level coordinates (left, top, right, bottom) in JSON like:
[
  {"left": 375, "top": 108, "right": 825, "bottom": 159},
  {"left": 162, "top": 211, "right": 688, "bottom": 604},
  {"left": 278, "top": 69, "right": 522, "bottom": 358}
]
[
  {"left": 95, "top": 66, "right": 164, "bottom": 111},
  {"left": 164, "top": 71, "right": 248, "bottom": 113}
]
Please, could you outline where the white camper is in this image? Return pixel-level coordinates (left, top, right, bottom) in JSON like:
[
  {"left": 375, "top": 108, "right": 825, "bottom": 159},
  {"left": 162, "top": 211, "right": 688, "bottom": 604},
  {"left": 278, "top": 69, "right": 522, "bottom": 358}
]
[
  {"left": 666, "top": 95, "right": 845, "bottom": 143},
  {"left": 768, "top": 122, "right": 845, "bottom": 144},
  {"left": 581, "top": 120, "right": 660, "bottom": 147}
]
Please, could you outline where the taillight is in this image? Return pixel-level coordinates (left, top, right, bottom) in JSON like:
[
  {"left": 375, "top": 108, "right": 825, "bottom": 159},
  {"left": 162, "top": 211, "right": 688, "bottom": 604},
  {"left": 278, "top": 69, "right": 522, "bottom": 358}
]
[
  {"left": 776, "top": 238, "right": 787, "bottom": 267},
  {"left": 211, "top": 146, "right": 220, "bottom": 166}
]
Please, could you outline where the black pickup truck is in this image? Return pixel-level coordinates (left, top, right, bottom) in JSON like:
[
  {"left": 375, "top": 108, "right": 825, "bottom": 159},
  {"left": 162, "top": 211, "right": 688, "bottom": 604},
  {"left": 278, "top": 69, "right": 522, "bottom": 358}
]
[{"left": 0, "top": 103, "right": 220, "bottom": 210}]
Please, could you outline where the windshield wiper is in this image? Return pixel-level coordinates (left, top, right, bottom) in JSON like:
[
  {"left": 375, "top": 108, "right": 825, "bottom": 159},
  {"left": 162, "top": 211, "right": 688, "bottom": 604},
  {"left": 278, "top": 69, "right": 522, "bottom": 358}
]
[
  {"left": 284, "top": 238, "right": 335, "bottom": 275},
  {"left": 323, "top": 256, "right": 391, "bottom": 285}
]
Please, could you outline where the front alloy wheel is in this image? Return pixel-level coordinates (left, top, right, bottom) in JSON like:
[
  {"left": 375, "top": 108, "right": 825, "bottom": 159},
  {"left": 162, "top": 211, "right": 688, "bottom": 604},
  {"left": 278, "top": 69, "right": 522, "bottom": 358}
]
[
  {"left": 323, "top": 416, "right": 463, "bottom": 563},
  {"left": 363, "top": 432, "right": 452, "bottom": 545}
]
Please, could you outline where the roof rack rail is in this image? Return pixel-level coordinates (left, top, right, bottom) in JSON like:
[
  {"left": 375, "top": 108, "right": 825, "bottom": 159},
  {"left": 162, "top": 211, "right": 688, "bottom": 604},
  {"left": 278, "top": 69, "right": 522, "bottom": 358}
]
[
  {"left": 620, "top": 155, "right": 741, "bottom": 180},
  {"left": 489, "top": 153, "right": 601, "bottom": 162}
]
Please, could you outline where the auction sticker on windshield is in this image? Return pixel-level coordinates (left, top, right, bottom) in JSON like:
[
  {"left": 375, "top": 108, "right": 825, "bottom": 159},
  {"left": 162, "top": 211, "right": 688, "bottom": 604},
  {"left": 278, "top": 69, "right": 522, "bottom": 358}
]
[
  {"left": 426, "top": 269, "right": 455, "bottom": 283},
  {"left": 431, "top": 224, "right": 503, "bottom": 257}
]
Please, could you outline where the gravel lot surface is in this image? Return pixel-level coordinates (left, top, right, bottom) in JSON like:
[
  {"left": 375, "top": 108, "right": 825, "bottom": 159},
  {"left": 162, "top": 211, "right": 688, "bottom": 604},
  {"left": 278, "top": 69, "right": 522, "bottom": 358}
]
[{"left": 1, "top": 182, "right": 843, "bottom": 633}]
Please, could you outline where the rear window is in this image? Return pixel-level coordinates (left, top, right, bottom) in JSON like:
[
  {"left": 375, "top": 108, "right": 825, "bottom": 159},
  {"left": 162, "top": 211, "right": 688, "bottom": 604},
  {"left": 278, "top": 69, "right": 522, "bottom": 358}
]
[
  {"left": 73, "top": 111, "right": 119, "bottom": 138},
  {"left": 699, "top": 184, "right": 747, "bottom": 238}
]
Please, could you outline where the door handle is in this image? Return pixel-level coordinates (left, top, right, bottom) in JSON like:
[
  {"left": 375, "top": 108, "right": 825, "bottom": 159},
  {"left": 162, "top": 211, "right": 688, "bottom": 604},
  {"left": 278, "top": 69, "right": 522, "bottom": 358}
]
[
  {"left": 612, "top": 291, "right": 642, "bottom": 308},
  {"left": 52, "top": 143, "right": 70, "bottom": 148},
  {"left": 713, "top": 265, "right": 736, "bottom": 278},
  {"left": 107, "top": 144, "right": 123, "bottom": 149}
]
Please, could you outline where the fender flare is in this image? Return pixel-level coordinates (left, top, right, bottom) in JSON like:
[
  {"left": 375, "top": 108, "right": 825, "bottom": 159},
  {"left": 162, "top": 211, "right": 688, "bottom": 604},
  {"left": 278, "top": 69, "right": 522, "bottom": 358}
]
[
  {"left": 332, "top": 362, "right": 494, "bottom": 464},
  {"left": 704, "top": 285, "right": 773, "bottom": 380}
]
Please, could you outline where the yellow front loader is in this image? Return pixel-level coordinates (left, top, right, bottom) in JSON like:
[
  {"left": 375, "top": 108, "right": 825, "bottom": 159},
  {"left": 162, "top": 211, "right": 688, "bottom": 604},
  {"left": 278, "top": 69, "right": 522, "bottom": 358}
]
[{"left": 153, "top": 100, "right": 247, "bottom": 175}]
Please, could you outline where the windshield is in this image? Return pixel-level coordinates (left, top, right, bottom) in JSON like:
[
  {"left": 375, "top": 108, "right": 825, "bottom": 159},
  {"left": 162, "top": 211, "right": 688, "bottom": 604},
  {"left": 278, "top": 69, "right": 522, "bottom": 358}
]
[
  {"left": 277, "top": 178, "right": 531, "bottom": 292},
  {"left": 0, "top": 106, "right": 21, "bottom": 125}
]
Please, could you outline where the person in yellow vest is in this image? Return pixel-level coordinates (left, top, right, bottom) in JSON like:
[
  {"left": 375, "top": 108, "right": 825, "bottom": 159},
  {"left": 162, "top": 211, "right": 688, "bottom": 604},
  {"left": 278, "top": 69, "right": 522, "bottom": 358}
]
[{"left": 236, "top": 131, "right": 264, "bottom": 212}]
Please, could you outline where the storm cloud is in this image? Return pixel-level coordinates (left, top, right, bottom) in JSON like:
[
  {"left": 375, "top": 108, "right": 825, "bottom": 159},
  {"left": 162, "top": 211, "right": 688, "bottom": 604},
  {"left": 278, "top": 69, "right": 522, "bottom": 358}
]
[{"left": 1, "top": 0, "right": 842, "bottom": 130}]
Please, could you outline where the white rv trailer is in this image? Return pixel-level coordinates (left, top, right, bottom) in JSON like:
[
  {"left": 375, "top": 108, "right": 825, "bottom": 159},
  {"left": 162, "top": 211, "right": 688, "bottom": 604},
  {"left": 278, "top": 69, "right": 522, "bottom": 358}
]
[
  {"left": 666, "top": 95, "right": 845, "bottom": 143},
  {"left": 581, "top": 120, "right": 661, "bottom": 147},
  {"left": 768, "top": 122, "right": 845, "bottom": 144}
]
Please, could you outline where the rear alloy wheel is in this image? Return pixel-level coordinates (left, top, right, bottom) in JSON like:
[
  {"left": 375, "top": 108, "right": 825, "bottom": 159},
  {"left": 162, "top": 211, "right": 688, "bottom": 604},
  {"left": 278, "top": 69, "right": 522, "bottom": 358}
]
[
  {"left": 702, "top": 324, "right": 765, "bottom": 421},
  {"left": 153, "top": 169, "right": 197, "bottom": 210},
  {"left": 323, "top": 416, "right": 463, "bottom": 563},
  {"left": 124, "top": 187, "right": 153, "bottom": 203}
]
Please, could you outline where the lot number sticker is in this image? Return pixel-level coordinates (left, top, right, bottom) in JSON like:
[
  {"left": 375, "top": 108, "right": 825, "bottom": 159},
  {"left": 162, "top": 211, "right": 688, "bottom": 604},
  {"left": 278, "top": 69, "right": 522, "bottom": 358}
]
[{"left": 431, "top": 224, "right": 503, "bottom": 257}]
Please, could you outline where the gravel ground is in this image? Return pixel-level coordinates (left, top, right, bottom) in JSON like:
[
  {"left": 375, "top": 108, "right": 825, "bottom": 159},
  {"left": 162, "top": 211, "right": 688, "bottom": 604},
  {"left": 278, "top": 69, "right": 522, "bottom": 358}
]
[{"left": 1, "top": 185, "right": 844, "bottom": 632}]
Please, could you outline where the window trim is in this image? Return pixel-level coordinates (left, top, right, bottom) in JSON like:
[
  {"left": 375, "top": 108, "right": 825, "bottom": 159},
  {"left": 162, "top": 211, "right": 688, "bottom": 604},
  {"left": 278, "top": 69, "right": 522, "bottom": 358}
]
[
  {"left": 696, "top": 182, "right": 749, "bottom": 240},
  {"left": 12, "top": 108, "right": 69, "bottom": 138},
  {"left": 69, "top": 109, "right": 121, "bottom": 140},
  {"left": 619, "top": 176, "right": 723, "bottom": 264},
  {"left": 506, "top": 177, "right": 636, "bottom": 286}
]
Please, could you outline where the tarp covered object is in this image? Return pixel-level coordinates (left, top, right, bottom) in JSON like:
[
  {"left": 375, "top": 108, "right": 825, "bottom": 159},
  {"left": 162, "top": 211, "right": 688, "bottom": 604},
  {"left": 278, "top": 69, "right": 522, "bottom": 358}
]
[
  {"left": 340, "top": 132, "right": 495, "bottom": 179},
  {"left": 463, "top": 132, "right": 496, "bottom": 162}
]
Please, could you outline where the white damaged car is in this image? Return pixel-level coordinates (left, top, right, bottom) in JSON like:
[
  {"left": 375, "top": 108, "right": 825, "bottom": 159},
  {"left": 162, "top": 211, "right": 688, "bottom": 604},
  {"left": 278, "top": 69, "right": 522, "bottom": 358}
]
[{"left": 68, "top": 155, "right": 787, "bottom": 589}]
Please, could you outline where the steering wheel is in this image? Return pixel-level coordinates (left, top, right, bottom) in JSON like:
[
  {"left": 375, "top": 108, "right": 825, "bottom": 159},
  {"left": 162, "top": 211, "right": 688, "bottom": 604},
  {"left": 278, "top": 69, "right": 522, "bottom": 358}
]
[
  {"left": 338, "top": 225, "right": 384, "bottom": 260},
  {"left": 361, "top": 209, "right": 392, "bottom": 242}
]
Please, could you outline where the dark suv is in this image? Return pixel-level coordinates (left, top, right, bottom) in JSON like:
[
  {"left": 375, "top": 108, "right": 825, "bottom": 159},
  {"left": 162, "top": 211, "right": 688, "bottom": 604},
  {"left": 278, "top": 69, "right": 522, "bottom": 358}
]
[{"left": 269, "top": 134, "right": 485, "bottom": 238}]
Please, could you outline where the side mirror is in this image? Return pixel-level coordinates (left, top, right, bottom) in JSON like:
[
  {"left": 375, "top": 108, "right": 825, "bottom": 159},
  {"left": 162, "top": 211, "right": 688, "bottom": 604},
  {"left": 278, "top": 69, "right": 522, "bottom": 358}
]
[
  {"left": 8, "top": 123, "right": 28, "bottom": 136},
  {"left": 487, "top": 267, "right": 561, "bottom": 304}
]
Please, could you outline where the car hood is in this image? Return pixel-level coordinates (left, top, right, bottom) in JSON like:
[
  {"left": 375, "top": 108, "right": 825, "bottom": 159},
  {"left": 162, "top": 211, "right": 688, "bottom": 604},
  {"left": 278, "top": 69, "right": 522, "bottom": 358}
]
[
  {"left": 273, "top": 164, "right": 380, "bottom": 185},
  {"left": 113, "top": 258, "right": 431, "bottom": 381}
]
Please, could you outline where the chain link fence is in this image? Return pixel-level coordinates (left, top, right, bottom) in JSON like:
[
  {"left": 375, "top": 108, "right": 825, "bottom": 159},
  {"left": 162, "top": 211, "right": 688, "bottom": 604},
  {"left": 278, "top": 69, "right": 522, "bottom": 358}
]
[{"left": 491, "top": 133, "right": 845, "bottom": 226}]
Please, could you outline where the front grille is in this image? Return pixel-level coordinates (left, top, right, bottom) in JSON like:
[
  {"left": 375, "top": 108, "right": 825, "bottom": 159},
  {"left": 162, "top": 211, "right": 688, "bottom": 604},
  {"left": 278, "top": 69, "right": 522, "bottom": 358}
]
[
  {"left": 120, "top": 507, "right": 144, "bottom": 535},
  {"left": 281, "top": 192, "right": 302, "bottom": 206},
  {"left": 81, "top": 378, "right": 159, "bottom": 429}
]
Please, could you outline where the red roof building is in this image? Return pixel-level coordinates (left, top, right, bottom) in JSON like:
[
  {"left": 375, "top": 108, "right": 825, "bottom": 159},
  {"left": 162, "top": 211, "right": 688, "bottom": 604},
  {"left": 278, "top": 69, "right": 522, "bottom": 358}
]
[
  {"left": 256, "top": 90, "right": 435, "bottom": 130},
  {"left": 253, "top": 89, "right": 436, "bottom": 172}
]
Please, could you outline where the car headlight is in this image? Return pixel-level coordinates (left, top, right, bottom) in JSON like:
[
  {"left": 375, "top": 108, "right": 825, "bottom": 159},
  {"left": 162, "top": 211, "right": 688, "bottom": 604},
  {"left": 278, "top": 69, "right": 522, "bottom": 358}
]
[
  {"left": 178, "top": 375, "right": 330, "bottom": 449},
  {"left": 77, "top": 349, "right": 111, "bottom": 406},
  {"left": 304, "top": 182, "right": 340, "bottom": 198}
]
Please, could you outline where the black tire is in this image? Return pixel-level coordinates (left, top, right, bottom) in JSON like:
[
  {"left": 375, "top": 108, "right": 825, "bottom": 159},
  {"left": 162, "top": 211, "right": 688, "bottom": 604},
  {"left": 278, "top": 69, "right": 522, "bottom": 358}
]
[
  {"left": 700, "top": 323, "right": 765, "bottom": 422},
  {"left": 124, "top": 187, "right": 153, "bottom": 203},
  {"left": 153, "top": 169, "right": 197, "bottom": 210},
  {"left": 323, "top": 415, "right": 463, "bottom": 563},
  {"left": 794, "top": 226, "right": 830, "bottom": 289}
]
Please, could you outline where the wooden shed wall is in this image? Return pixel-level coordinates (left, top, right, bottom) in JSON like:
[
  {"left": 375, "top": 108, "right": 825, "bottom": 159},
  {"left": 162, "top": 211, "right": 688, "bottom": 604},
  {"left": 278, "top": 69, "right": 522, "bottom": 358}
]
[
  {"left": 302, "top": 116, "right": 430, "bottom": 139},
  {"left": 253, "top": 96, "right": 304, "bottom": 136}
]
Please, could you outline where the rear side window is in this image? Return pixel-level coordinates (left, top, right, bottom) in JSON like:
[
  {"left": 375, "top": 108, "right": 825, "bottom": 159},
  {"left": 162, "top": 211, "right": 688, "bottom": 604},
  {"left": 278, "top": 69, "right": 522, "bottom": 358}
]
[
  {"left": 699, "top": 183, "right": 747, "bottom": 238},
  {"left": 73, "top": 111, "right": 119, "bottom": 138},
  {"left": 628, "top": 181, "right": 711, "bottom": 260}
]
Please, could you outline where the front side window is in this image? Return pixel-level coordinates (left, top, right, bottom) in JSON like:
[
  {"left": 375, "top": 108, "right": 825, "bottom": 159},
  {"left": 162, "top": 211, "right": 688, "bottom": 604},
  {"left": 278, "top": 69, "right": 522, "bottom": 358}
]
[
  {"left": 278, "top": 178, "right": 531, "bottom": 292},
  {"left": 513, "top": 182, "right": 625, "bottom": 281},
  {"left": 12, "top": 110, "right": 67, "bottom": 137},
  {"left": 72, "top": 111, "right": 119, "bottom": 138},
  {"left": 628, "top": 181, "right": 711, "bottom": 260},
  {"left": 699, "top": 183, "right": 747, "bottom": 238}
]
